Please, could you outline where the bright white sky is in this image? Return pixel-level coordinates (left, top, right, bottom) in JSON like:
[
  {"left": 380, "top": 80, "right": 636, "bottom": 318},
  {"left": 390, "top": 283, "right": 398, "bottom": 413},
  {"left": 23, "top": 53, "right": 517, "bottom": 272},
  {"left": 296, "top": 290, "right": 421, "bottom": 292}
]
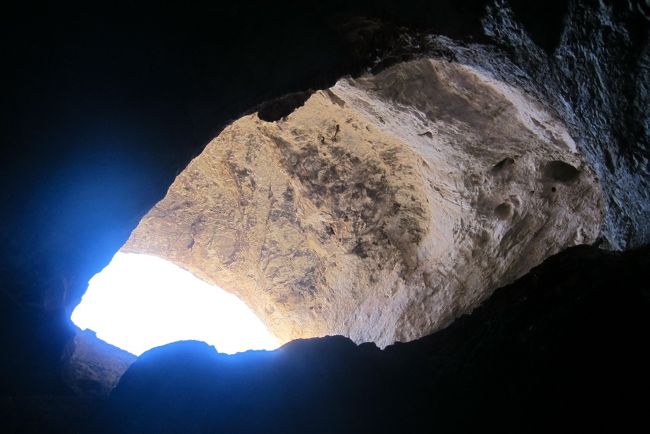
[{"left": 71, "top": 252, "right": 280, "bottom": 356}]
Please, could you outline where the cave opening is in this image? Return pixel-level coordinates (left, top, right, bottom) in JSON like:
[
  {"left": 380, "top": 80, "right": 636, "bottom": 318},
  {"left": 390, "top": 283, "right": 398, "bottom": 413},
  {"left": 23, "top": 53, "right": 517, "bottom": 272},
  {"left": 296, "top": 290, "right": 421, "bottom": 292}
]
[
  {"left": 65, "top": 55, "right": 606, "bottom": 365},
  {"left": 70, "top": 252, "right": 280, "bottom": 356}
]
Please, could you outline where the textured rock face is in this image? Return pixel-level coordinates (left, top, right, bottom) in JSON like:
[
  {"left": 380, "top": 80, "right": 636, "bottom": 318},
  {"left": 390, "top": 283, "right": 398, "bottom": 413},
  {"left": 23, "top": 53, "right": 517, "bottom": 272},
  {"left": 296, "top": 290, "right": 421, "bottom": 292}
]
[
  {"left": 123, "top": 58, "right": 602, "bottom": 346},
  {"left": 1, "top": 2, "right": 647, "bottom": 433},
  {"left": 61, "top": 329, "right": 135, "bottom": 396},
  {"left": 482, "top": 1, "right": 650, "bottom": 249}
]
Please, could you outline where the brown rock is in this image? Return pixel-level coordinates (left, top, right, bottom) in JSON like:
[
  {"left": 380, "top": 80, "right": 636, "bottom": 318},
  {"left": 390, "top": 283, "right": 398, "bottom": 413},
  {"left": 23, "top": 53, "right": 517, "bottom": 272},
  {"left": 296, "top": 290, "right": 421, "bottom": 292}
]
[{"left": 123, "top": 58, "right": 603, "bottom": 347}]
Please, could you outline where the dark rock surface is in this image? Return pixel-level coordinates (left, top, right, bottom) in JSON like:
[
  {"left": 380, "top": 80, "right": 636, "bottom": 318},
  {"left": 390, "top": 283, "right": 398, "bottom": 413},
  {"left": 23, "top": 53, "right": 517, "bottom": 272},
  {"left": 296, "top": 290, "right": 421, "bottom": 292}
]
[
  {"left": 60, "top": 329, "right": 135, "bottom": 397},
  {"left": 1, "top": 1, "right": 649, "bottom": 433},
  {"left": 93, "top": 245, "right": 650, "bottom": 434}
]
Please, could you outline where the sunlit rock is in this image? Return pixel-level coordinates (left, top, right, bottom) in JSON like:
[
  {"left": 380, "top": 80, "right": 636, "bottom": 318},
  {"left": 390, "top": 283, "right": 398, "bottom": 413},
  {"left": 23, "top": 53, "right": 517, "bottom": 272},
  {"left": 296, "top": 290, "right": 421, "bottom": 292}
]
[{"left": 123, "top": 58, "right": 603, "bottom": 347}]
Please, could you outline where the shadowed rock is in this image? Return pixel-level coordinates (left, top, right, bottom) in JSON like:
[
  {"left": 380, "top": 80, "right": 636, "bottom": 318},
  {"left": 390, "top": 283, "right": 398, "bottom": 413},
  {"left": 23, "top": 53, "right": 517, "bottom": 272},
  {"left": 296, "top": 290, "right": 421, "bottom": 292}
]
[{"left": 97, "top": 245, "right": 650, "bottom": 434}]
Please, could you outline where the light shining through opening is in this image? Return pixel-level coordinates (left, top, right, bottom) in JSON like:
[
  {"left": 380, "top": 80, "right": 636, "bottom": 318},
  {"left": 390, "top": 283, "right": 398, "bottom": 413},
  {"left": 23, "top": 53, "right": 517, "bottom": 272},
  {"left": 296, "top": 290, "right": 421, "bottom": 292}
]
[{"left": 71, "top": 252, "right": 280, "bottom": 356}]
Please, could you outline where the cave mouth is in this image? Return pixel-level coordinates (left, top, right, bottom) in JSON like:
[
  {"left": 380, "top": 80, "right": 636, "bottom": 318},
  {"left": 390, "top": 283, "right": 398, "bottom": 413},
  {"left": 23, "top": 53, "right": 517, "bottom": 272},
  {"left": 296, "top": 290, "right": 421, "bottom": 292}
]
[{"left": 70, "top": 252, "right": 280, "bottom": 356}]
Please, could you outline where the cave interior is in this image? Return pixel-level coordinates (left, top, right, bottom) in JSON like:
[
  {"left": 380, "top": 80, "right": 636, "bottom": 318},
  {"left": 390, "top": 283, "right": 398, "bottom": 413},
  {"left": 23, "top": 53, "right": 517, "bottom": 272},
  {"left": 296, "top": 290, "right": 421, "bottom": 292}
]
[{"left": 1, "top": 1, "right": 649, "bottom": 433}]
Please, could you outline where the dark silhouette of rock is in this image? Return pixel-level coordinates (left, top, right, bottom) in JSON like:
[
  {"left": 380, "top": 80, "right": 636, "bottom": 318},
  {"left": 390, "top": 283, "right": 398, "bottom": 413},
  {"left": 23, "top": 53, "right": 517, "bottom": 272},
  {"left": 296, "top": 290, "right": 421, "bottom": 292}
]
[
  {"left": 95, "top": 245, "right": 650, "bottom": 434},
  {"left": 61, "top": 329, "right": 136, "bottom": 397}
]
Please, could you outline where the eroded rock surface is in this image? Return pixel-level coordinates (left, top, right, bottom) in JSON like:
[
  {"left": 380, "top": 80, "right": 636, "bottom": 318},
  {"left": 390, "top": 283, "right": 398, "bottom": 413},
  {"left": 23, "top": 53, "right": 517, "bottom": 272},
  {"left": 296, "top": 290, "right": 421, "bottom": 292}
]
[
  {"left": 482, "top": 0, "right": 650, "bottom": 249},
  {"left": 61, "top": 329, "right": 135, "bottom": 397},
  {"left": 123, "top": 58, "right": 602, "bottom": 346}
]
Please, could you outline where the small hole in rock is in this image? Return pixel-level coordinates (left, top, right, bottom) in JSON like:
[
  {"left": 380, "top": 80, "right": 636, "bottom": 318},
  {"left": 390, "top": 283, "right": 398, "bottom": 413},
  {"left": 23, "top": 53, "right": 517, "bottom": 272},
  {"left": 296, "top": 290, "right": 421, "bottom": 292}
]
[
  {"left": 491, "top": 157, "right": 515, "bottom": 174},
  {"left": 494, "top": 202, "right": 513, "bottom": 220},
  {"left": 544, "top": 160, "right": 580, "bottom": 183},
  {"left": 257, "top": 90, "right": 314, "bottom": 122}
]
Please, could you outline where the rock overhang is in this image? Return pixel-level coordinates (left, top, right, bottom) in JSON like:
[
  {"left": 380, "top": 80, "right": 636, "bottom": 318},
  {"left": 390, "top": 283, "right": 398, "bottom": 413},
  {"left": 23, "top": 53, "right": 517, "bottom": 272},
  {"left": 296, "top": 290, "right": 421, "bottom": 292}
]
[{"left": 121, "top": 57, "right": 604, "bottom": 347}]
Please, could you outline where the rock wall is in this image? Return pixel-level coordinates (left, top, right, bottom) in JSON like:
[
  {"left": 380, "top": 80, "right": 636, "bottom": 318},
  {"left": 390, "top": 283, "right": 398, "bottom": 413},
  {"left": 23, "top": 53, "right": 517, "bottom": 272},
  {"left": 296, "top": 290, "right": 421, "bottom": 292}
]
[
  {"left": 60, "top": 329, "right": 135, "bottom": 397},
  {"left": 96, "top": 245, "right": 650, "bottom": 434},
  {"left": 123, "top": 58, "right": 602, "bottom": 346},
  {"left": 486, "top": 0, "right": 649, "bottom": 250}
]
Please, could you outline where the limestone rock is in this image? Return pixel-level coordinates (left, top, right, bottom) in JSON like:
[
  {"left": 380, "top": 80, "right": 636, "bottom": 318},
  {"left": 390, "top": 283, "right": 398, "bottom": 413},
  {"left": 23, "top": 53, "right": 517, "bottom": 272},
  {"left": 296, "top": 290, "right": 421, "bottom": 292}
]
[
  {"left": 123, "top": 58, "right": 603, "bottom": 346},
  {"left": 481, "top": 0, "right": 650, "bottom": 249}
]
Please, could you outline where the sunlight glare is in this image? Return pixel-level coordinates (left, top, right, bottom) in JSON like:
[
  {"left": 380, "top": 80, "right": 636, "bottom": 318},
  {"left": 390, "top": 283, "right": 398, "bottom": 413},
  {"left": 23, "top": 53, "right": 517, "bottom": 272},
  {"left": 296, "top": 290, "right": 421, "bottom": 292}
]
[{"left": 71, "top": 252, "right": 280, "bottom": 356}]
